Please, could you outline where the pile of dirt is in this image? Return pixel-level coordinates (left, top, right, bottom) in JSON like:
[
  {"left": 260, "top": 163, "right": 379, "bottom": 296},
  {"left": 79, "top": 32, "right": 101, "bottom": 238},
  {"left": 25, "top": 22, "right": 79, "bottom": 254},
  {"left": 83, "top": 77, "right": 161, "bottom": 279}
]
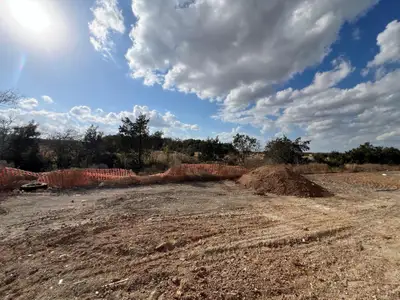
[{"left": 239, "top": 166, "right": 331, "bottom": 197}]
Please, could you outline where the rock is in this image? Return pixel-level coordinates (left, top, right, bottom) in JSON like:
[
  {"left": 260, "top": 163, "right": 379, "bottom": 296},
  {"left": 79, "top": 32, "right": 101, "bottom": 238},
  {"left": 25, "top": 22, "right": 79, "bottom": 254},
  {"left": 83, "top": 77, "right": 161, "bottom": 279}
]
[
  {"left": 193, "top": 267, "right": 207, "bottom": 278},
  {"left": 172, "top": 277, "right": 181, "bottom": 286},
  {"left": 4, "top": 274, "right": 17, "bottom": 285},
  {"left": 148, "top": 287, "right": 163, "bottom": 300},
  {"left": 98, "top": 182, "right": 105, "bottom": 187},
  {"left": 0, "top": 207, "right": 8, "bottom": 215},
  {"left": 155, "top": 241, "right": 176, "bottom": 252},
  {"left": 176, "top": 289, "right": 183, "bottom": 297},
  {"left": 28, "top": 268, "right": 38, "bottom": 275},
  {"left": 356, "top": 241, "right": 364, "bottom": 251}
]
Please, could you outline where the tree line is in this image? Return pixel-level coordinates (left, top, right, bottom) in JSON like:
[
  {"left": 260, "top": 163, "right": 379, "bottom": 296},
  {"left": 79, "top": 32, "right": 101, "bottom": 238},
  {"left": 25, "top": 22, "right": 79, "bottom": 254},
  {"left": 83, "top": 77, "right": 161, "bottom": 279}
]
[
  {"left": 1, "top": 90, "right": 400, "bottom": 172},
  {"left": 313, "top": 143, "right": 400, "bottom": 166},
  {"left": 0, "top": 114, "right": 241, "bottom": 172},
  {"left": 2, "top": 115, "right": 400, "bottom": 173}
]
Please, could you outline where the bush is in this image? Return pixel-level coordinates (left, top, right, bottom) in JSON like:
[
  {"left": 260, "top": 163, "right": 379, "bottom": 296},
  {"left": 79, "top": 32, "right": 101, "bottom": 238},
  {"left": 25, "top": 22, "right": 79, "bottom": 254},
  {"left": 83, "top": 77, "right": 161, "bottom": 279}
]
[{"left": 264, "top": 136, "right": 310, "bottom": 164}]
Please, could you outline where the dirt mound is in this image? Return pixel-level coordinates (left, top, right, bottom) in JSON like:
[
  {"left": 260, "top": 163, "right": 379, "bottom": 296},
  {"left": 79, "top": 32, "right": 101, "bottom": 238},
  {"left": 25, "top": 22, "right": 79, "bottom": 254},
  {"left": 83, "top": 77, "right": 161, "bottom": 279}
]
[{"left": 239, "top": 166, "right": 331, "bottom": 197}]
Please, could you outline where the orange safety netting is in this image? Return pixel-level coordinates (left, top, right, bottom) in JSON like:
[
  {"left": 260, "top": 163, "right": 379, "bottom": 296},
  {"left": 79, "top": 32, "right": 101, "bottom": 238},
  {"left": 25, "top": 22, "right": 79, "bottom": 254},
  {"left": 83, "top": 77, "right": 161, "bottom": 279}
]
[{"left": 0, "top": 164, "right": 248, "bottom": 189}]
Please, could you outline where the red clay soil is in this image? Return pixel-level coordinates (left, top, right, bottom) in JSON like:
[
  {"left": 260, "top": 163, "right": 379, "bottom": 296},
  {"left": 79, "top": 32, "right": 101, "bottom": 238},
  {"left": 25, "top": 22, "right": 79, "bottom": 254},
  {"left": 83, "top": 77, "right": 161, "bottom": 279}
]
[{"left": 239, "top": 166, "right": 332, "bottom": 197}]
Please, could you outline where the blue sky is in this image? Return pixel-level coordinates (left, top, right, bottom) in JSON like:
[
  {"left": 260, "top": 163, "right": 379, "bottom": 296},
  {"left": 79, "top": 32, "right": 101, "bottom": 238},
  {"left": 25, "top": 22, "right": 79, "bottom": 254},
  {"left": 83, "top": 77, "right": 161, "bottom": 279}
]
[{"left": 0, "top": 0, "right": 399, "bottom": 151}]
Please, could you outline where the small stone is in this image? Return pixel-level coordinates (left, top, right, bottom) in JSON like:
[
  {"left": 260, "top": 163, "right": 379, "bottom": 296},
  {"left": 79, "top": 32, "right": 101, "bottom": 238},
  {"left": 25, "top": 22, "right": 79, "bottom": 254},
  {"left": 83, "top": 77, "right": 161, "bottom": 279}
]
[
  {"left": 4, "top": 274, "right": 17, "bottom": 285},
  {"left": 158, "top": 293, "right": 165, "bottom": 300},
  {"left": 172, "top": 277, "right": 180, "bottom": 285},
  {"left": 148, "top": 287, "right": 163, "bottom": 300},
  {"left": 155, "top": 241, "right": 175, "bottom": 252},
  {"left": 28, "top": 268, "right": 38, "bottom": 275},
  {"left": 357, "top": 241, "right": 364, "bottom": 251}
]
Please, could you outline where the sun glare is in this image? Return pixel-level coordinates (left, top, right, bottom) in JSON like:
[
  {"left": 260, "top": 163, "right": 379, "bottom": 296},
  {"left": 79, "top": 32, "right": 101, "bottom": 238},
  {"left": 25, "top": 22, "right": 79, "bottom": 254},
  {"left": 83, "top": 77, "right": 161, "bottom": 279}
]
[{"left": 10, "top": 0, "right": 51, "bottom": 34}]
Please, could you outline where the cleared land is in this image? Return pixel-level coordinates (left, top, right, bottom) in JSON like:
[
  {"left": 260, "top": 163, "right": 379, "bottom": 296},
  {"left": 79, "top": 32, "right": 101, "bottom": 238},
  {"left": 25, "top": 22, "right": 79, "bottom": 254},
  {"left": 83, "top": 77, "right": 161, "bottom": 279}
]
[{"left": 1, "top": 173, "right": 400, "bottom": 299}]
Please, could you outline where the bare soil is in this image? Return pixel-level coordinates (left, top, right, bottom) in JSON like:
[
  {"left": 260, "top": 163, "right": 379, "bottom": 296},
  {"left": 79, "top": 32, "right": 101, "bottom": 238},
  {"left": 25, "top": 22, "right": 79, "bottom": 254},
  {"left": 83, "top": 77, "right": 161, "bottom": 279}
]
[
  {"left": 239, "top": 166, "right": 331, "bottom": 197},
  {"left": 1, "top": 173, "right": 400, "bottom": 299}
]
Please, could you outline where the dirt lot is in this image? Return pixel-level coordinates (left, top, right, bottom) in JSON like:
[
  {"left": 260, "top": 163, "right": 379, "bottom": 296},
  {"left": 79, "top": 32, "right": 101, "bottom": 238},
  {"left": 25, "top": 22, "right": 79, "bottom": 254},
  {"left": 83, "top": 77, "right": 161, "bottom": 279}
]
[{"left": 1, "top": 173, "right": 400, "bottom": 299}]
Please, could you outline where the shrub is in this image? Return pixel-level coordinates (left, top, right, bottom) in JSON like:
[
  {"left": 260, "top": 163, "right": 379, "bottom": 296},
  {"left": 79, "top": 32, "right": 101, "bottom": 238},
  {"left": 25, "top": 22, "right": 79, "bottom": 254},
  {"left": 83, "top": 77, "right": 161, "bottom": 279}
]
[{"left": 264, "top": 136, "right": 310, "bottom": 164}]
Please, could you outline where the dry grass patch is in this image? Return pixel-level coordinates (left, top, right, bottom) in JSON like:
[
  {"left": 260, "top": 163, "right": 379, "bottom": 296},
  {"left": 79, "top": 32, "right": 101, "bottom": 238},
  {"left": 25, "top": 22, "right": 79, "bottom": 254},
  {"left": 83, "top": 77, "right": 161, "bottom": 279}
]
[{"left": 344, "top": 164, "right": 400, "bottom": 172}]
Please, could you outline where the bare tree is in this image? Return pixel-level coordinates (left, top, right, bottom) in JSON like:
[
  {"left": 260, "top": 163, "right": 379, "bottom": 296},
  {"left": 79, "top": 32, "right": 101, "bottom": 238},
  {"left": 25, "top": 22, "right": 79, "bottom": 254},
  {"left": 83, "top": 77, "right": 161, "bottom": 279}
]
[{"left": 0, "top": 90, "right": 20, "bottom": 106}]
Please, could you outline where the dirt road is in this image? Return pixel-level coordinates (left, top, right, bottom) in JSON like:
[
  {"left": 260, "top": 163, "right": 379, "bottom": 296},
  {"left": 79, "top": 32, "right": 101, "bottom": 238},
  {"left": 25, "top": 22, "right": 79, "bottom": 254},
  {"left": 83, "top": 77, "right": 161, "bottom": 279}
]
[{"left": 1, "top": 176, "right": 400, "bottom": 299}]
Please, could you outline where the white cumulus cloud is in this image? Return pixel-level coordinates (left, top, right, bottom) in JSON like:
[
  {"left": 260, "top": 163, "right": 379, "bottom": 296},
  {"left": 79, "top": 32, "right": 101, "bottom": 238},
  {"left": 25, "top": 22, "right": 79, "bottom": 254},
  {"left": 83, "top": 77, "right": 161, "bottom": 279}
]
[
  {"left": 213, "top": 55, "right": 400, "bottom": 151},
  {"left": 19, "top": 98, "right": 39, "bottom": 110},
  {"left": 276, "top": 68, "right": 400, "bottom": 150},
  {"left": 89, "top": 0, "right": 125, "bottom": 59},
  {"left": 70, "top": 105, "right": 92, "bottom": 117},
  {"left": 214, "top": 127, "right": 242, "bottom": 143},
  {"left": 0, "top": 104, "right": 199, "bottom": 138},
  {"left": 368, "top": 20, "right": 400, "bottom": 67},
  {"left": 352, "top": 28, "right": 361, "bottom": 41},
  {"left": 126, "top": 0, "right": 377, "bottom": 107},
  {"left": 42, "top": 95, "right": 54, "bottom": 104},
  {"left": 217, "top": 59, "right": 353, "bottom": 130}
]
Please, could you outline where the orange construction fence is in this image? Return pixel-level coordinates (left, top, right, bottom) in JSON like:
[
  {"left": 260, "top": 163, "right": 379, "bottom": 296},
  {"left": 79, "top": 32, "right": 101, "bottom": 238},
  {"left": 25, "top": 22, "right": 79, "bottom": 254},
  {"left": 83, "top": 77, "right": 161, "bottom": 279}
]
[{"left": 0, "top": 164, "right": 248, "bottom": 189}]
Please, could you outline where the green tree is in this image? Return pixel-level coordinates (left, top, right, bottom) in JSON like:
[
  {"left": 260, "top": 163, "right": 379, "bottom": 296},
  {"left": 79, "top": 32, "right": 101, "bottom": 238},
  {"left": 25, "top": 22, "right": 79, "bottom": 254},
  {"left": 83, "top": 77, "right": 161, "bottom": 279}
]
[
  {"left": 199, "top": 137, "right": 219, "bottom": 161},
  {"left": 149, "top": 130, "right": 164, "bottom": 150},
  {"left": 0, "top": 117, "right": 14, "bottom": 161},
  {"left": 345, "top": 142, "right": 382, "bottom": 164},
  {"left": 5, "top": 121, "right": 44, "bottom": 171},
  {"left": 51, "top": 129, "right": 81, "bottom": 169},
  {"left": 381, "top": 147, "right": 400, "bottom": 165},
  {"left": 119, "top": 114, "right": 150, "bottom": 169},
  {"left": 264, "top": 136, "right": 310, "bottom": 164},
  {"left": 82, "top": 125, "right": 104, "bottom": 167},
  {"left": 232, "top": 134, "right": 260, "bottom": 164},
  {"left": 326, "top": 151, "right": 347, "bottom": 167}
]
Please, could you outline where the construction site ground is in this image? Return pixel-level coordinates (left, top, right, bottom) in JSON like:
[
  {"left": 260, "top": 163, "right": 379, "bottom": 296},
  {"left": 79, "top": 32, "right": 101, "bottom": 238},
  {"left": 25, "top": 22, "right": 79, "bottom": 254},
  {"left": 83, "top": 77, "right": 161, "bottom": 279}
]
[{"left": 1, "top": 172, "right": 400, "bottom": 299}]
